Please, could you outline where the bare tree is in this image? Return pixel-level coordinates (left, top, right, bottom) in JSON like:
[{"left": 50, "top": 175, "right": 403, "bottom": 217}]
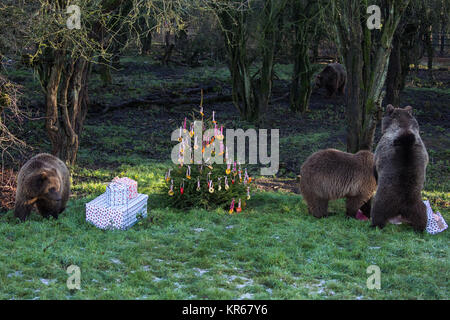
[
  {"left": 0, "top": 75, "right": 26, "bottom": 163},
  {"left": 211, "top": 0, "right": 287, "bottom": 123},
  {"left": 289, "top": 0, "right": 327, "bottom": 113},
  {"left": 332, "top": 0, "right": 410, "bottom": 153},
  {"left": 25, "top": 0, "right": 182, "bottom": 165},
  {"left": 0, "top": 2, "right": 29, "bottom": 164},
  {"left": 420, "top": 0, "right": 448, "bottom": 75},
  {"left": 385, "top": 0, "right": 425, "bottom": 106}
]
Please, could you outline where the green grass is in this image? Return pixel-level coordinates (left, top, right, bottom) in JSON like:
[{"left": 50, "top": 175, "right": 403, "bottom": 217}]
[
  {"left": 0, "top": 161, "right": 448, "bottom": 300},
  {"left": 280, "top": 132, "right": 332, "bottom": 148},
  {"left": 1, "top": 56, "right": 449, "bottom": 300}
]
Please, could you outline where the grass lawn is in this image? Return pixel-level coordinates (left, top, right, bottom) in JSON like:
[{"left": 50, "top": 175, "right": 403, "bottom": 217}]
[
  {"left": 0, "top": 161, "right": 448, "bottom": 300},
  {"left": 0, "top": 57, "right": 448, "bottom": 300}
]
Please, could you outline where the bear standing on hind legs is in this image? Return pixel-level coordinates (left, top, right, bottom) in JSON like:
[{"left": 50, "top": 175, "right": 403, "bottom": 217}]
[
  {"left": 299, "top": 149, "right": 376, "bottom": 219},
  {"left": 371, "top": 105, "right": 429, "bottom": 232},
  {"left": 14, "top": 153, "right": 71, "bottom": 221}
]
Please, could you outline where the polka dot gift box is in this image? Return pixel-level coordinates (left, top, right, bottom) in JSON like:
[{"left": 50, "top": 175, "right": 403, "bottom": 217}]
[
  {"left": 425, "top": 200, "right": 448, "bottom": 235},
  {"left": 86, "top": 177, "right": 148, "bottom": 230},
  {"left": 106, "top": 182, "right": 129, "bottom": 207}
]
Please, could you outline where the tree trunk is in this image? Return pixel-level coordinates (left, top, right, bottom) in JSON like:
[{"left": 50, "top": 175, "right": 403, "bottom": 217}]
[
  {"left": 290, "top": 36, "right": 313, "bottom": 113},
  {"left": 253, "top": 0, "right": 277, "bottom": 123},
  {"left": 386, "top": 21, "right": 418, "bottom": 106},
  {"left": 219, "top": 6, "right": 256, "bottom": 122},
  {"left": 386, "top": 34, "right": 402, "bottom": 107},
  {"left": 162, "top": 32, "right": 174, "bottom": 66},
  {"left": 344, "top": 38, "right": 364, "bottom": 153},
  {"left": 440, "top": 0, "right": 448, "bottom": 56},
  {"left": 40, "top": 51, "right": 90, "bottom": 166},
  {"left": 312, "top": 41, "right": 319, "bottom": 63},
  {"left": 98, "top": 56, "right": 112, "bottom": 86},
  {"left": 424, "top": 26, "right": 434, "bottom": 75},
  {"left": 227, "top": 37, "right": 257, "bottom": 121},
  {"left": 142, "top": 31, "right": 152, "bottom": 55},
  {"left": 289, "top": 0, "right": 321, "bottom": 114}
]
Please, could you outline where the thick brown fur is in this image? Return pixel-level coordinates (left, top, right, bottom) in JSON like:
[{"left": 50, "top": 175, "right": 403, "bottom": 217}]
[
  {"left": 14, "top": 153, "right": 71, "bottom": 221},
  {"left": 299, "top": 149, "right": 376, "bottom": 219},
  {"left": 371, "top": 105, "right": 428, "bottom": 232},
  {"left": 315, "top": 63, "right": 347, "bottom": 97}
]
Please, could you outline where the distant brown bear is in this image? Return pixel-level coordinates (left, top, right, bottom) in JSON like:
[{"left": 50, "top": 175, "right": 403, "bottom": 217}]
[
  {"left": 371, "top": 105, "right": 429, "bottom": 231},
  {"left": 315, "top": 63, "right": 347, "bottom": 97},
  {"left": 299, "top": 149, "right": 376, "bottom": 219},
  {"left": 14, "top": 153, "right": 70, "bottom": 221}
]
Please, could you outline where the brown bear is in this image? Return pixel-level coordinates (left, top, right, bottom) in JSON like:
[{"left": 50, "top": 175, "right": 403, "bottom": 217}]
[
  {"left": 14, "top": 153, "right": 71, "bottom": 221},
  {"left": 315, "top": 63, "right": 347, "bottom": 97},
  {"left": 371, "top": 105, "right": 429, "bottom": 231},
  {"left": 299, "top": 149, "right": 376, "bottom": 219}
]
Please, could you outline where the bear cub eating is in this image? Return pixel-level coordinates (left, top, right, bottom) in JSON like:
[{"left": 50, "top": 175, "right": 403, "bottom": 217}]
[
  {"left": 371, "top": 105, "right": 429, "bottom": 231},
  {"left": 299, "top": 149, "right": 376, "bottom": 219},
  {"left": 14, "top": 153, "right": 71, "bottom": 221}
]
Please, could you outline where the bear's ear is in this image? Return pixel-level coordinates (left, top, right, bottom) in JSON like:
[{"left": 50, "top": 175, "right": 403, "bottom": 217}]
[
  {"left": 404, "top": 106, "right": 413, "bottom": 115},
  {"left": 39, "top": 171, "right": 48, "bottom": 180},
  {"left": 31, "top": 172, "right": 48, "bottom": 189},
  {"left": 386, "top": 104, "right": 395, "bottom": 115}
]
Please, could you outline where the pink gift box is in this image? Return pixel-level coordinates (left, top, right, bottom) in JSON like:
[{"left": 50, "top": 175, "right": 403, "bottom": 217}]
[{"left": 112, "top": 177, "right": 138, "bottom": 199}]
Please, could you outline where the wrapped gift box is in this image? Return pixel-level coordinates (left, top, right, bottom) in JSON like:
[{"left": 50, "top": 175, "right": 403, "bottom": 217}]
[
  {"left": 112, "top": 177, "right": 138, "bottom": 199},
  {"left": 86, "top": 193, "right": 148, "bottom": 230},
  {"left": 86, "top": 177, "right": 147, "bottom": 230},
  {"left": 425, "top": 200, "right": 448, "bottom": 235},
  {"left": 106, "top": 181, "right": 129, "bottom": 207}
]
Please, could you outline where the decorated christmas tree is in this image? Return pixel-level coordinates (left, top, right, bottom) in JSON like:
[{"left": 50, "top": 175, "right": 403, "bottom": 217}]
[{"left": 164, "top": 93, "right": 253, "bottom": 212}]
